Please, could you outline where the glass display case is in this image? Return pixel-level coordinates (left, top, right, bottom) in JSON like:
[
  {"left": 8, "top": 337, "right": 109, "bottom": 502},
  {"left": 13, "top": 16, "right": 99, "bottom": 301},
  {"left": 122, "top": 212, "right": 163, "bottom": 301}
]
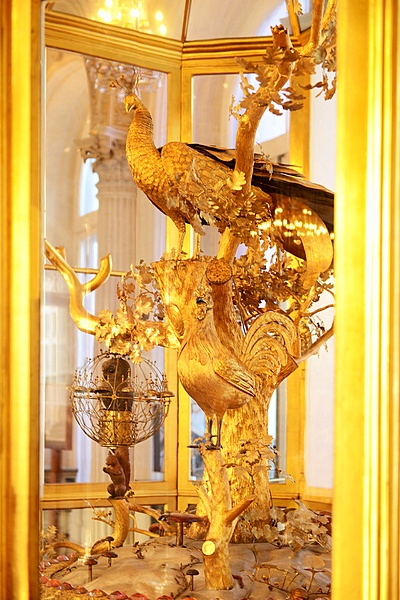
[
  {"left": 40, "top": 0, "right": 337, "bottom": 557},
  {"left": 7, "top": 1, "right": 400, "bottom": 598}
]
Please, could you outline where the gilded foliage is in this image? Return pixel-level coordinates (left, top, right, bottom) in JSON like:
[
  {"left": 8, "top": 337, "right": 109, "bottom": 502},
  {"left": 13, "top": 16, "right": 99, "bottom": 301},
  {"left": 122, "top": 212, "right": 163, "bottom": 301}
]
[
  {"left": 231, "top": 3, "right": 336, "bottom": 120},
  {"left": 94, "top": 248, "right": 333, "bottom": 358},
  {"left": 95, "top": 260, "right": 177, "bottom": 361}
]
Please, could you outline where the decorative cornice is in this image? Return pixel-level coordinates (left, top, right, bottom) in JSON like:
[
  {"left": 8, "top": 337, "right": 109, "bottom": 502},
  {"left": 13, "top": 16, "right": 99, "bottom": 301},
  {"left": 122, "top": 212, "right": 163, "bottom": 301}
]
[
  {"left": 180, "top": 31, "right": 310, "bottom": 71},
  {"left": 45, "top": 9, "right": 310, "bottom": 74},
  {"left": 44, "top": 10, "right": 182, "bottom": 72}
]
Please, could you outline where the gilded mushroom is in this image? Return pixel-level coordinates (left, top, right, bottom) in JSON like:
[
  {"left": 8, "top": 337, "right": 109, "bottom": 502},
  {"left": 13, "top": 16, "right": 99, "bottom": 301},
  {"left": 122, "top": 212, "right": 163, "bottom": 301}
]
[{"left": 186, "top": 568, "right": 200, "bottom": 591}]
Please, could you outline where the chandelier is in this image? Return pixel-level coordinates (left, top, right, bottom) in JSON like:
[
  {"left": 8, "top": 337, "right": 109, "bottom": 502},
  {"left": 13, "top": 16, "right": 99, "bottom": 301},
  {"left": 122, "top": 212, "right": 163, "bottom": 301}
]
[{"left": 96, "top": 0, "right": 167, "bottom": 35}]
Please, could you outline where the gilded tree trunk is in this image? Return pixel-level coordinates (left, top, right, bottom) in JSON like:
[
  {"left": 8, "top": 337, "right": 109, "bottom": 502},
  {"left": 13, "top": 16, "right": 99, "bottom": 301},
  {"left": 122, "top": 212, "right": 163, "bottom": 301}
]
[
  {"left": 90, "top": 497, "right": 130, "bottom": 555},
  {"left": 153, "top": 257, "right": 298, "bottom": 545},
  {"left": 209, "top": 258, "right": 297, "bottom": 542},
  {"left": 198, "top": 447, "right": 254, "bottom": 589},
  {"left": 221, "top": 396, "right": 274, "bottom": 543},
  {"left": 199, "top": 448, "right": 235, "bottom": 589}
]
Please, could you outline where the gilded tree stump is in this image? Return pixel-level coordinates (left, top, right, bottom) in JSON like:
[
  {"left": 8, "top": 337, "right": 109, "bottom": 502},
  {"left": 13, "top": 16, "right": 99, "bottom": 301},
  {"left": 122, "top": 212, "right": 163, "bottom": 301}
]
[{"left": 197, "top": 446, "right": 254, "bottom": 589}]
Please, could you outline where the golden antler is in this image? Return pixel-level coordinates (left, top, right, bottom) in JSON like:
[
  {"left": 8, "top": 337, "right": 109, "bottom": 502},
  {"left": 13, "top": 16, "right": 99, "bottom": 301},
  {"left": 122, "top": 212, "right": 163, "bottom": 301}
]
[{"left": 44, "top": 239, "right": 112, "bottom": 335}]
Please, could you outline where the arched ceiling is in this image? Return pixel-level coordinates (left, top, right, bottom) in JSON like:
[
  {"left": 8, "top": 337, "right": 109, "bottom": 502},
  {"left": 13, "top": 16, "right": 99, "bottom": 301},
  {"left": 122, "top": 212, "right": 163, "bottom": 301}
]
[{"left": 46, "top": 0, "right": 313, "bottom": 42}]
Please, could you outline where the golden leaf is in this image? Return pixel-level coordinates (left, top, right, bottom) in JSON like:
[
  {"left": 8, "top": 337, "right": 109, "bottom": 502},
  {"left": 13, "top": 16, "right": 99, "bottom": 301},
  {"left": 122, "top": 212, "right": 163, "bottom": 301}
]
[
  {"left": 98, "top": 309, "right": 114, "bottom": 325},
  {"left": 135, "top": 295, "right": 153, "bottom": 316},
  {"left": 109, "top": 337, "right": 131, "bottom": 355},
  {"left": 292, "top": 0, "right": 303, "bottom": 15},
  {"left": 227, "top": 170, "right": 246, "bottom": 191},
  {"left": 302, "top": 555, "right": 326, "bottom": 570}
]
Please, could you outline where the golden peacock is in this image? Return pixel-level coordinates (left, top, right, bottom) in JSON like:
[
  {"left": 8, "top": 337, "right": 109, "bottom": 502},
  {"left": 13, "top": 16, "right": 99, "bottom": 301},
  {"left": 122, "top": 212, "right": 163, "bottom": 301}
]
[{"left": 124, "top": 93, "right": 334, "bottom": 257}]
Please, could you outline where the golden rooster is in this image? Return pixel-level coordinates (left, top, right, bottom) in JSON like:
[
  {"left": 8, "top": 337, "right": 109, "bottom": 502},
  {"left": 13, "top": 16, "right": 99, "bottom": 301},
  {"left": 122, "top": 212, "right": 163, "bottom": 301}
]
[
  {"left": 177, "top": 290, "right": 255, "bottom": 449},
  {"left": 177, "top": 283, "right": 298, "bottom": 449},
  {"left": 124, "top": 94, "right": 334, "bottom": 257}
]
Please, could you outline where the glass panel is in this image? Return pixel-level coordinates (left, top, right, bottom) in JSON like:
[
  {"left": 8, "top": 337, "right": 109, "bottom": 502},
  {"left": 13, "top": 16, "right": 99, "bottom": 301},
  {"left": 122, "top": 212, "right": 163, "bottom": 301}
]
[
  {"left": 192, "top": 73, "right": 289, "bottom": 162},
  {"left": 304, "top": 67, "right": 336, "bottom": 491},
  {"left": 187, "top": 0, "right": 288, "bottom": 40},
  {"left": 47, "top": 0, "right": 186, "bottom": 39},
  {"left": 304, "top": 297, "right": 334, "bottom": 488},
  {"left": 191, "top": 72, "right": 291, "bottom": 481},
  {"left": 43, "top": 48, "right": 169, "bottom": 485}
]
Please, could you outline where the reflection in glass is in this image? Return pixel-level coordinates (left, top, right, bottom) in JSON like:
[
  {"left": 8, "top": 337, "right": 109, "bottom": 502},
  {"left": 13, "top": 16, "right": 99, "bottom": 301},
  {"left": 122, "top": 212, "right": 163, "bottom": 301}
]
[
  {"left": 43, "top": 48, "right": 168, "bottom": 486},
  {"left": 46, "top": 0, "right": 314, "bottom": 41},
  {"left": 187, "top": 0, "right": 288, "bottom": 40},
  {"left": 192, "top": 73, "right": 289, "bottom": 162},
  {"left": 47, "top": 0, "right": 186, "bottom": 39}
]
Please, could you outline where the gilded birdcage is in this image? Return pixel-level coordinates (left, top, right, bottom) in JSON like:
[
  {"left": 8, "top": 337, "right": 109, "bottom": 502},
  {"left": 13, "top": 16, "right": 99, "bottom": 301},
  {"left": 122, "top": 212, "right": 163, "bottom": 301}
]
[{"left": 68, "top": 353, "right": 173, "bottom": 448}]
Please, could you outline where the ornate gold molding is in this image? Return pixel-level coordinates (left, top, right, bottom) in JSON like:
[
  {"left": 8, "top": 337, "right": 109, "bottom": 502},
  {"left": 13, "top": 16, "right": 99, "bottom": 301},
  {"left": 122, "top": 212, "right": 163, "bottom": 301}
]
[
  {"left": 334, "top": 1, "right": 400, "bottom": 598},
  {"left": 181, "top": 30, "right": 310, "bottom": 68},
  {"left": 0, "top": 1, "right": 41, "bottom": 598},
  {"left": 45, "top": 10, "right": 183, "bottom": 71}
]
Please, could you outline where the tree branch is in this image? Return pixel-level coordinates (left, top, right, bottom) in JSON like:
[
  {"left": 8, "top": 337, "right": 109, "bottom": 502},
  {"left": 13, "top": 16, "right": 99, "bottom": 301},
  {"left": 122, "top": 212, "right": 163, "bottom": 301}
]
[
  {"left": 301, "top": 303, "right": 335, "bottom": 318},
  {"left": 225, "top": 495, "right": 255, "bottom": 525},
  {"left": 302, "top": 0, "right": 336, "bottom": 56},
  {"left": 302, "top": 0, "right": 325, "bottom": 55},
  {"left": 298, "top": 321, "right": 335, "bottom": 363}
]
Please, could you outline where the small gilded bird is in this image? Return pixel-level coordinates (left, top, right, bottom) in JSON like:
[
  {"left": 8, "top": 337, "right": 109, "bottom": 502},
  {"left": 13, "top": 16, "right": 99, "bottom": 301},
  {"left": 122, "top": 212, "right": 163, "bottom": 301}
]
[{"left": 124, "top": 93, "right": 334, "bottom": 257}]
